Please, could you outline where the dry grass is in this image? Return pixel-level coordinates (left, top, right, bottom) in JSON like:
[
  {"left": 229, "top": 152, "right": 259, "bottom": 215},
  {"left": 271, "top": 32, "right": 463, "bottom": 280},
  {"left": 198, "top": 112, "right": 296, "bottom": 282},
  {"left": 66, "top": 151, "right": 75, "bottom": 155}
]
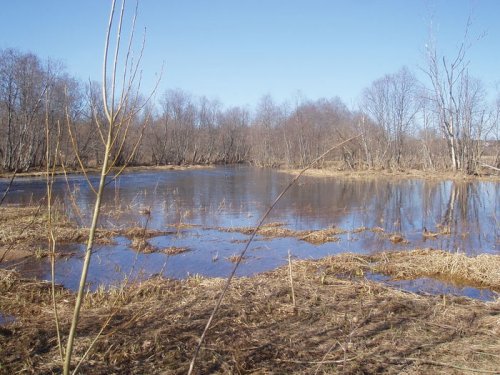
[
  {"left": 221, "top": 223, "right": 345, "bottom": 244},
  {"left": 130, "top": 237, "right": 157, "bottom": 254},
  {"left": 371, "top": 249, "right": 500, "bottom": 290},
  {"left": 227, "top": 254, "right": 244, "bottom": 263},
  {"left": 163, "top": 246, "right": 190, "bottom": 255},
  {"left": 1, "top": 204, "right": 499, "bottom": 373},
  {"left": 0, "top": 252, "right": 499, "bottom": 374},
  {"left": 309, "top": 249, "right": 500, "bottom": 292},
  {"left": 0, "top": 205, "right": 116, "bottom": 261},
  {"left": 0, "top": 206, "right": 181, "bottom": 260},
  {"left": 0, "top": 164, "right": 214, "bottom": 179},
  {"left": 388, "top": 233, "right": 408, "bottom": 244},
  {"left": 278, "top": 166, "right": 500, "bottom": 181}
]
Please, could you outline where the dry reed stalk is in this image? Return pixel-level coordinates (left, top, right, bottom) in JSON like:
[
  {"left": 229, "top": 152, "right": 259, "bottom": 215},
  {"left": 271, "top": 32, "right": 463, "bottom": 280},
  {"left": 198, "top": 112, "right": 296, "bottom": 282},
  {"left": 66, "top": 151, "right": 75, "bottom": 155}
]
[{"left": 288, "top": 250, "right": 296, "bottom": 308}]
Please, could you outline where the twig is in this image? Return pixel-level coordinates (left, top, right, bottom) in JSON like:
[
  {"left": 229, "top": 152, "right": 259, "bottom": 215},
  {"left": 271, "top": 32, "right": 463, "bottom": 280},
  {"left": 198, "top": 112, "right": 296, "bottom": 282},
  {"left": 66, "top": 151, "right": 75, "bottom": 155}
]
[
  {"left": 480, "top": 163, "right": 500, "bottom": 172},
  {"left": 277, "top": 356, "right": 359, "bottom": 364},
  {"left": 288, "top": 250, "right": 296, "bottom": 308},
  {"left": 0, "top": 169, "right": 17, "bottom": 206},
  {"left": 393, "top": 357, "right": 500, "bottom": 374},
  {"left": 187, "top": 134, "right": 361, "bottom": 375},
  {"left": 314, "top": 341, "right": 340, "bottom": 374},
  {"left": 46, "top": 101, "right": 64, "bottom": 361}
]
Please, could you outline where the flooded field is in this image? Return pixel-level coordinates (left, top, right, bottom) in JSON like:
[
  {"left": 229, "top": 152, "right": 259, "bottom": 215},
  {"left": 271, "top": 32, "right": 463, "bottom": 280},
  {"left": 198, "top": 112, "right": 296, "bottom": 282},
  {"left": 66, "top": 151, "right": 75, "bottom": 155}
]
[{"left": 1, "top": 166, "right": 499, "bottom": 298}]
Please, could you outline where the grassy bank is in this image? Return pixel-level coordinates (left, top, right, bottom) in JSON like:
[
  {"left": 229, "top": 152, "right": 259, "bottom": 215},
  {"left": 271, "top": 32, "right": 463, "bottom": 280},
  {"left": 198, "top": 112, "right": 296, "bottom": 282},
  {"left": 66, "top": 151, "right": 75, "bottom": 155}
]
[
  {"left": 278, "top": 167, "right": 500, "bottom": 181},
  {"left": 0, "top": 164, "right": 213, "bottom": 179}
]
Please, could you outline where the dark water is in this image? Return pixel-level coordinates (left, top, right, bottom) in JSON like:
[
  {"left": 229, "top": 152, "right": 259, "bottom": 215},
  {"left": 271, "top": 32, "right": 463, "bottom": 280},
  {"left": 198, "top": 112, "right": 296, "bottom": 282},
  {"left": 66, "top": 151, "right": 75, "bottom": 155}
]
[{"left": 1, "top": 167, "right": 499, "bottom": 299}]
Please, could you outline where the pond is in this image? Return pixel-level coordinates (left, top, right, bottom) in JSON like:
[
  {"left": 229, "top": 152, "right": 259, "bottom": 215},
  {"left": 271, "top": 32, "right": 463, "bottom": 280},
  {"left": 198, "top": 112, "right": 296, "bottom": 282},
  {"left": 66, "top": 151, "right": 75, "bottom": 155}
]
[{"left": 1, "top": 166, "right": 499, "bottom": 299}]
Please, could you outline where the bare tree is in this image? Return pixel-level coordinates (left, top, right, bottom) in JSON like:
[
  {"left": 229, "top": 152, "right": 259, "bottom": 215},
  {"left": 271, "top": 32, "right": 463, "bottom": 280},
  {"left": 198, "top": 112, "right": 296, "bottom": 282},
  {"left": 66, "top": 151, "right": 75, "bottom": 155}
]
[
  {"left": 0, "top": 49, "right": 47, "bottom": 171},
  {"left": 217, "top": 106, "right": 250, "bottom": 164},
  {"left": 423, "top": 20, "right": 491, "bottom": 174},
  {"left": 362, "top": 67, "right": 420, "bottom": 169}
]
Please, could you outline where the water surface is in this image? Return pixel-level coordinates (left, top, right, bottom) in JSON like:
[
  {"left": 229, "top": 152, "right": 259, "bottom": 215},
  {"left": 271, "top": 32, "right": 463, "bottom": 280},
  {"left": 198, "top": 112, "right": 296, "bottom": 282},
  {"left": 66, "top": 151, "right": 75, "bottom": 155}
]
[{"left": 1, "top": 167, "right": 498, "bottom": 299}]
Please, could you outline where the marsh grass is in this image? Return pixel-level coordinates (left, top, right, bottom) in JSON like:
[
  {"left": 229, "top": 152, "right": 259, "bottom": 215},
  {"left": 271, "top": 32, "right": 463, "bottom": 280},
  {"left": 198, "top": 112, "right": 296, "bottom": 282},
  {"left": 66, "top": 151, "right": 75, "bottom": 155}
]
[
  {"left": 279, "top": 166, "right": 500, "bottom": 182},
  {"left": 1, "top": 200, "right": 498, "bottom": 372},
  {"left": 311, "top": 249, "right": 500, "bottom": 292},
  {"left": 162, "top": 246, "right": 190, "bottom": 255},
  {"left": 0, "top": 205, "right": 188, "bottom": 261},
  {"left": 227, "top": 254, "right": 245, "bottom": 263},
  {"left": 221, "top": 223, "right": 345, "bottom": 244}
]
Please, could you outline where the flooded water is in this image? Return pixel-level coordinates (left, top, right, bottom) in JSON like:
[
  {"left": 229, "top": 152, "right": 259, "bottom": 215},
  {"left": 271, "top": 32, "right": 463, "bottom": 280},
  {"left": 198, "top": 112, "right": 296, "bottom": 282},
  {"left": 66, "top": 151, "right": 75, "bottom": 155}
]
[{"left": 1, "top": 167, "right": 499, "bottom": 299}]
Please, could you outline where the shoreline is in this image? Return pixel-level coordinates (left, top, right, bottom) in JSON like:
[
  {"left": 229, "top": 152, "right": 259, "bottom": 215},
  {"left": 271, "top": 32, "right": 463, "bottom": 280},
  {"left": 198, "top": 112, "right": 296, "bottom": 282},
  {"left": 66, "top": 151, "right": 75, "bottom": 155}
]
[
  {"left": 0, "top": 164, "right": 214, "bottom": 179},
  {"left": 1, "top": 205, "right": 498, "bottom": 295},
  {"left": 1, "top": 163, "right": 499, "bottom": 181},
  {"left": 277, "top": 166, "right": 500, "bottom": 182}
]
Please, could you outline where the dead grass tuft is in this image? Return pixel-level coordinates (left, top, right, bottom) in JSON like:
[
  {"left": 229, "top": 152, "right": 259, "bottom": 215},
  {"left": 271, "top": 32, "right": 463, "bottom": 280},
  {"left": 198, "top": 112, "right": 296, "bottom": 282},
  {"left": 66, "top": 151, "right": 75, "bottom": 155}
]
[
  {"left": 311, "top": 249, "right": 500, "bottom": 292},
  {"left": 221, "top": 224, "right": 344, "bottom": 244},
  {"left": 227, "top": 254, "right": 244, "bottom": 263},
  {"left": 388, "top": 233, "right": 408, "bottom": 244},
  {"left": 122, "top": 227, "right": 170, "bottom": 239},
  {"left": 371, "top": 249, "right": 500, "bottom": 290},
  {"left": 163, "top": 246, "right": 190, "bottom": 255},
  {"left": 130, "top": 237, "right": 157, "bottom": 253}
]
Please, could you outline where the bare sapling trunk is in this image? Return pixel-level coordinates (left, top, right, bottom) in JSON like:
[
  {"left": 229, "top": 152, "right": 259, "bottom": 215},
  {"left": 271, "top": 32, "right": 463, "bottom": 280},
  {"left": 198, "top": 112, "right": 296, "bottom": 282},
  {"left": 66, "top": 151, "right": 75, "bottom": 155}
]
[
  {"left": 45, "top": 91, "right": 64, "bottom": 361},
  {"left": 62, "top": 1, "right": 159, "bottom": 373}
]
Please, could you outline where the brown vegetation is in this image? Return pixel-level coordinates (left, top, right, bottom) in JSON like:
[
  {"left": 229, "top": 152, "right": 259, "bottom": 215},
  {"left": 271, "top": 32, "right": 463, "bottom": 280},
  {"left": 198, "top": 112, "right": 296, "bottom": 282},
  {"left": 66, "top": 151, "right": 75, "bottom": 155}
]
[
  {"left": 0, "top": 205, "right": 116, "bottom": 262},
  {"left": 1, "top": 203, "right": 499, "bottom": 373},
  {"left": 0, "top": 205, "right": 176, "bottom": 261},
  {"left": 221, "top": 223, "right": 345, "bottom": 244},
  {"left": 0, "top": 164, "right": 213, "bottom": 179},
  {"left": 278, "top": 166, "right": 500, "bottom": 181},
  {"left": 163, "top": 246, "right": 190, "bottom": 255},
  {"left": 1, "top": 250, "right": 499, "bottom": 374},
  {"left": 318, "top": 250, "right": 500, "bottom": 292}
]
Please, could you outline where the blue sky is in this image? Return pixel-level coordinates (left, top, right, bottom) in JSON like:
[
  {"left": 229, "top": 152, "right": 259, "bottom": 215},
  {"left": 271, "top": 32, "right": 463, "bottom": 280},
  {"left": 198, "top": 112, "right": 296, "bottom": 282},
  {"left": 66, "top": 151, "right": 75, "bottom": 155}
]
[{"left": 1, "top": 0, "right": 499, "bottom": 109}]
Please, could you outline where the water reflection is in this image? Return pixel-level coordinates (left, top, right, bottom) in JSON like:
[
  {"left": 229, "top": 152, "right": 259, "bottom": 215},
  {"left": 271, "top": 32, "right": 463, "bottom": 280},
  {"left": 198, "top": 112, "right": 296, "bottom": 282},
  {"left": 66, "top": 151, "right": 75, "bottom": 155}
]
[{"left": 1, "top": 167, "right": 498, "bottom": 296}]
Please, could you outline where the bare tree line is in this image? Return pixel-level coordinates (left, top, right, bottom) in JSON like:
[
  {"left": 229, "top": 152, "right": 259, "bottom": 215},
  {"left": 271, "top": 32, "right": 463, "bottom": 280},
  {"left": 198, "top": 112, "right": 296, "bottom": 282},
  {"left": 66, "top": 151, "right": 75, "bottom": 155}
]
[{"left": 1, "top": 46, "right": 498, "bottom": 175}]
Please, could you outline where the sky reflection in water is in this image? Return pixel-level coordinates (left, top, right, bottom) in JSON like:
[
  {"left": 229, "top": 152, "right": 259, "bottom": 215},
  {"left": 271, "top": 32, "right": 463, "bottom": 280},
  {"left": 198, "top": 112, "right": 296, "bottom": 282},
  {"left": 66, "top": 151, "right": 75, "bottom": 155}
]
[{"left": 1, "top": 167, "right": 498, "bottom": 299}]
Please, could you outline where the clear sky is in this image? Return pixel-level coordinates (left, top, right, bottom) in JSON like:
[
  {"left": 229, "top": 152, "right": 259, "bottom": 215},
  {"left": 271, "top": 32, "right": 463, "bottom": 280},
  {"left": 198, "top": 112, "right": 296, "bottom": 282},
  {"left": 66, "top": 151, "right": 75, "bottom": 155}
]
[{"left": 1, "top": 0, "right": 499, "bottom": 109}]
